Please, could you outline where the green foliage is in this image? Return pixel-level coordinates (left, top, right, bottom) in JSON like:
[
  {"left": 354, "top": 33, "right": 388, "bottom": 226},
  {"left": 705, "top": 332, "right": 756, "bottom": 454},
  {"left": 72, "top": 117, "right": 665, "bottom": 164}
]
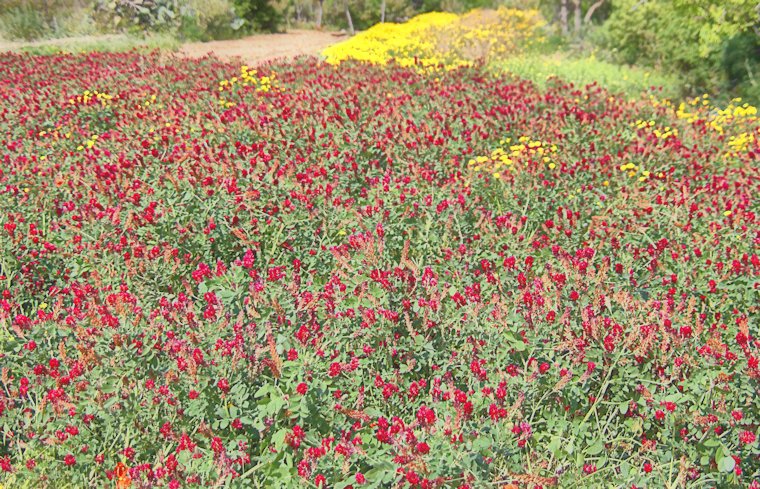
[
  {"left": 16, "top": 33, "right": 181, "bottom": 55},
  {"left": 0, "top": 4, "right": 49, "bottom": 40},
  {"left": 494, "top": 52, "right": 681, "bottom": 99},
  {"left": 0, "top": 51, "right": 758, "bottom": 487},
  {"left": 722, "top": 30, "right": 760, "bottom": 101},
  {"left": 177, "top": 0, "right": 244, "bottom": 40},
  {"left": 232, "top": 0, "right": 283, "bottom": 32},
  {"left": 88, "top": 0, "right": 245, "bottom": 40},
  {"left": 598, "top": 0, "right": 760, "bottom": 100},
  {"left": 93, "top": 0, "right": 189, "bottom": 31},
  {"left": 0, "top": 0, "right": 97, "bottom": 41}
]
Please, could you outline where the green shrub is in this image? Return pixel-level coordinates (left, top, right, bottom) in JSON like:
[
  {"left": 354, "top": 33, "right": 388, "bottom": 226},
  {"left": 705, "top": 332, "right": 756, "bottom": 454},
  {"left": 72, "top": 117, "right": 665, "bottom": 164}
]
[
  {"left": 232, "top": 0, "right": 282, "bottom": 32},
  {"left": 179, "top": 0, "right": 244, "bottom": 40},
  {"left": 723, "top": 30, "right": 760, "bottom": 101},
  {"left": 0, "top": 5, "right": 50, "bottom": 40},
  {"left": 598, "top": 0, "right": 759, "bottom": 101}
]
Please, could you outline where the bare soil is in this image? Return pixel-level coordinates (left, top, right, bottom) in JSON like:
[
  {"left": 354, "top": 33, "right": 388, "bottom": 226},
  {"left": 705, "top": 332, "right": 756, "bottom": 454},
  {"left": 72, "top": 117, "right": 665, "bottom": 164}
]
[
  {"left": 0, "top": 29, "right": 345, "bottom": 65},
  {"left": 179, "top": 29, "right": 345, "bottom": 64}
]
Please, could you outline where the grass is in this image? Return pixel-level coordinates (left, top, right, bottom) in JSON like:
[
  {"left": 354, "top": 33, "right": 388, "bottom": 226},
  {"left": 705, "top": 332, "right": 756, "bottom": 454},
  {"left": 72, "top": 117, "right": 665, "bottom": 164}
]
[
  {"left": 0, "top": 33, "right": 181, "bottom": 55},
  {"left": 492, "top": 51, "right": 682, "bottom": 100}
]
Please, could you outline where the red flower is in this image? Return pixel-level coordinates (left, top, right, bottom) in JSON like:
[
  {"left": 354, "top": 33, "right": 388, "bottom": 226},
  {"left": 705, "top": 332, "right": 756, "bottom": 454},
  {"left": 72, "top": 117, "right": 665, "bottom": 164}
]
[
  {"left": 211, "top": 436, "right": 225, "bottom": 454},
  {"left": 64, "top": 454, "right": 76, "bottom": 467},
  {"left": 739, "top": 430, "right": 756, "bottom": 445},
  {"left": 416, "top": 405, "right": 436, "bottom": 426}
]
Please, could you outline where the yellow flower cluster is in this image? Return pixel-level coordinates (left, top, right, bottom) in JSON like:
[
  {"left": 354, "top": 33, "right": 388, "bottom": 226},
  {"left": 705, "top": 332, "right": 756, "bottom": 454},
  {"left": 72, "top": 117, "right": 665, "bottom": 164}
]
[
  {"left": 653, "top": 95, "right": 759, "bottom": 158},
  {"left": 618, "top": 162, "right": 664, "bottom": 182},
  {"left": 634, "top": 119, "right": 654, "bottom": 130},
  {"left": 468, "top": 136, "right": 556, "bottom": 179},
  {"left": 219, "top": 98, "right": 236, "bottom": 109},
  {"left": 69, "top": 90, "right": 113, "bottom": 107},
  {"left": 218, "top": 66, "right": 278, "bottom": 93},
  {"left": 658, "top": 94, "right": 758, "bottom": 135},
  {"left": 322, "top": 8, "right": 545, "bottom": 71},
  {"left": 727, "top": 131, "right": 757, "bottom": 153},
  {"left": 322, "top": 12, "right": 461, "bottom": 70},
  {"left": 708, "top": 99, "right": 758, "bottom": 134},
  {"left": 632, "top": 119, "right": 678, "bottom": 139},
  {"left": 77, "top": 134, "right": 99, "bottom": 151}
]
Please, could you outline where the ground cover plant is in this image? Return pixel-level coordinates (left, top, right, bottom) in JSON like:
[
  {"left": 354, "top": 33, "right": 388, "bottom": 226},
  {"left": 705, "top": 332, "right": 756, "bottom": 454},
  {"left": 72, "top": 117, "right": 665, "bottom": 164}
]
[
  {"left": 321, "top": 8, "right": 546, "bottom": 70},
  {"left": 1, "top": 24, "right": 759, "bottom": 489}
]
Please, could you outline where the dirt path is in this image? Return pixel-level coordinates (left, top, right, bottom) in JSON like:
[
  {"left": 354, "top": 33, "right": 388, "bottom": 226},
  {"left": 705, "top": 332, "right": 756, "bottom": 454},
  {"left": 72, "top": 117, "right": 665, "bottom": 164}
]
[
  {"left": 180, "top": 29, "right": 345, "bottom": 64},
  {"left": 0, "top": 29, "right": 345, "bottom": 65}
]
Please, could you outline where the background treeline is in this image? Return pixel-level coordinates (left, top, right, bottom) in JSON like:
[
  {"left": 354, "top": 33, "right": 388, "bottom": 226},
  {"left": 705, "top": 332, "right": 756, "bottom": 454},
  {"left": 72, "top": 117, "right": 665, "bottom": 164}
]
[{"left": 1, "top": 0, "right": 758, "bottom": 101}]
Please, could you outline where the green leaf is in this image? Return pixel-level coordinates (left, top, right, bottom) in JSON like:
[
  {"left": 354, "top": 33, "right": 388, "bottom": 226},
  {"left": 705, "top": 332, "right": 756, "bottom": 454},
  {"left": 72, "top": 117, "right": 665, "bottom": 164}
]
[
  {"left": 586, "top": 441, "right": 604, "bottom": 456},
  {"left": 548, "top": 435, "right": 562, "bottom": 455},
  {"left": 471, "top": 435, "right": 492, "bottom": 452},
  {"left": 271, "top": 428, "right": 288, "bottom": 449},
  {"left": 717, "top": 456, "right": 735, "bottom": 473},
  {"left": 702, "top": 438, "right": 721, "bottom": 448},
  {"left": 254, "top": 384, "right": 272, "bottom": 398}
]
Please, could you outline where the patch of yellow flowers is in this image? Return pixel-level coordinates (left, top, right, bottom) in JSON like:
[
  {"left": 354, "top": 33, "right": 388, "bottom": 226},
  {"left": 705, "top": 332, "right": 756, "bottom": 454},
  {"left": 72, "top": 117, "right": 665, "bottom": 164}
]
[
  {"left": 69, "top": 90, "right": 113, "bottom": 107},
  {"left": 77, "top": 134, "right": 99, "bottom": 151},
  {"left": 322, "top": 8, "right": 545, "bottom": 72},
  {"left": 218, "top": 66, "right": 278, "bottom": 93},
  {"left": 651, "top": 95, "right": 759, "bottom": 157},
  {"left": 618, "top": 162, "right": 664, "bottom": 182},
  {"left": 468, "top": 136, "right": 557, "bottom": 179},
  {"left": 672, "top": 95, "right": 758, "bottom": 134},
  {"left": 727, "top": 130, "right": 757, "bottom": 153},
  {"left": 633, "top": 119, "right": 678, "bottom": 140}
]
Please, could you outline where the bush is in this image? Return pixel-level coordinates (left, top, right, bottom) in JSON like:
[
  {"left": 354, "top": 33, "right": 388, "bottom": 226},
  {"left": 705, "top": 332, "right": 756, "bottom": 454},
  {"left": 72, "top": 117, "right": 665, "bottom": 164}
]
[
  {"left": 232, "top": 0, "right": 282, "bottom": 32},
  {"left": 178, "top": 0, "right": 244, "bottom": 40},
  {"left": 90, "top": 0, "right": 248, "bottom": 40},
  {"left": 0, "top": 5, "right": 49, "bottom": 40},
  {"left": 598, "top": 0, "right": 760, "bottom": 101},
  {"left": 723, "top": 30, "right": 760, "bottom": 102}
]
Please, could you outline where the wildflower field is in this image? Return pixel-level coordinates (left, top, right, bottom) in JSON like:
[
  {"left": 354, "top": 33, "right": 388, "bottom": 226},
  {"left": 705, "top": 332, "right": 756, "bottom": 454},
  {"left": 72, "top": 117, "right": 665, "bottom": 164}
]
[{"left": 0, "top": 10, "right": 759, "bottom": 489}]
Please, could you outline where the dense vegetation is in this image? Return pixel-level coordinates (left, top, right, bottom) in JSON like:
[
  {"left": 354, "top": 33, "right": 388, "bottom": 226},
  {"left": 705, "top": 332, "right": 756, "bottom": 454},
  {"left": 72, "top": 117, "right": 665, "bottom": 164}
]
[
  {"left": 1, "top": 0, "right": 757, "bottom": 102},
  {"left": 0, "top": 25, "right": 758, "bottom": 487}
]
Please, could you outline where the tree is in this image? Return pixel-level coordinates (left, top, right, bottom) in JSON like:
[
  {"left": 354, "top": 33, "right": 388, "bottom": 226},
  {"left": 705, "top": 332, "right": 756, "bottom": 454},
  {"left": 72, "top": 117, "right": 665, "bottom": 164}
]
[
  {"left": 315, "top": 0, "right": 323, "bottom": 28},
  {"left": 232, "top": 0, "right": 282, "bottom": 32},
  {"left": 559, "top": 0, "right": 568, "bottom": 35},
  {"left": 584, "top": 0, "right": 605, "bottom": 24},
  {"left": 600, "top": 0, "right": 760, "bottom": 97},
  {"left": 344, "top": 0, "right": 354, "bottom": 34},
  {"left": 567, "top": 0, "right": 605, "bottom": 36},
  {"left": 572, "top": 0, "right": 581, "bottom": 34}
]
